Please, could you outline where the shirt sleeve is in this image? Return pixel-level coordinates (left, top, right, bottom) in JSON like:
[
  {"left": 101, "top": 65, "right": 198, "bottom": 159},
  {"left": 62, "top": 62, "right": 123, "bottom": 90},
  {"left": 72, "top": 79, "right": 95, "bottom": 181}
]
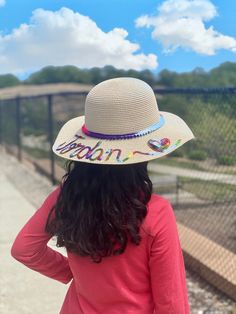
[
  {"left": 10, "top": 185, "right": 73, "bottom": 285},
  {"left": 149, "top": 201, "right": 190, "bottom": 314}
]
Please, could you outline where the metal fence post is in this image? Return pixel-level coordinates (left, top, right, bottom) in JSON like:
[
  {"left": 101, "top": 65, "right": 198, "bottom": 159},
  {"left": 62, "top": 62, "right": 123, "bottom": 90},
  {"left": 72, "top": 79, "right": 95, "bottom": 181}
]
[
  {"left": 47, "top": 95, "right": 56, "bottom": 185},
  {"left": 16, "top": 97, "right": 22, "bottom": 161},
  {"left": 176, "top": 176, "right": 180, "bottom": 209}
]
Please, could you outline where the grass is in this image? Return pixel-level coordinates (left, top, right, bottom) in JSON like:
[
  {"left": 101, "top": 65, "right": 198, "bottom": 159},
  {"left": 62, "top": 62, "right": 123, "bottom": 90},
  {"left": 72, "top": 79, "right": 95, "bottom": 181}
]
[
  {"left": 23, "top": 145, "right": 49, "bottom": 159},
  {"left": 152, "top": 156, "right": 236, "bottom": 175},
  {"left": 153, "top": 157, "right": 207, "bottom": 171},
  {"left": 179, "top": 177, "right": 236, "bottom": 202},
  {"left": 148, "top": 170, "right": 236, "bottom": 202}
]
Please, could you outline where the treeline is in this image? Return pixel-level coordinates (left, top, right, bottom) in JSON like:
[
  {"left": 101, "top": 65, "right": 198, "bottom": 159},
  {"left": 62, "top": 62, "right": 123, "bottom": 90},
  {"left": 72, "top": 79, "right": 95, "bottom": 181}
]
[{"left": 1, "top": 62, "right": 236, "bottom": 89}]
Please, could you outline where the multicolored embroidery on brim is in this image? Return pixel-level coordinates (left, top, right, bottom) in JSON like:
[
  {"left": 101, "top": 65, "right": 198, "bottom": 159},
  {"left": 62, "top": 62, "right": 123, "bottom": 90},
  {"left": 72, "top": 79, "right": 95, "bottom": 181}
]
[{"left": 55, "top": 134, "right": 182, "bottom": 163}]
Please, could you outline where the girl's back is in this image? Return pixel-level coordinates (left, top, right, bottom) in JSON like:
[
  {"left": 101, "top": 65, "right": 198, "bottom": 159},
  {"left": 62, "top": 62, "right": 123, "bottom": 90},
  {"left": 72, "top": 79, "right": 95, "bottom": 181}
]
[{"left": 63, "top": 192, "right": 189, "bottom": 314}]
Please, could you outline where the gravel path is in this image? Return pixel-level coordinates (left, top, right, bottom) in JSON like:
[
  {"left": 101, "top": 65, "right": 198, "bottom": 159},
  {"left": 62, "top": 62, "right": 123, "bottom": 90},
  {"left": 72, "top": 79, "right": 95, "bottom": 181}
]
[{"left": 1, "top": 147, "right": 235, "bottom": 313}]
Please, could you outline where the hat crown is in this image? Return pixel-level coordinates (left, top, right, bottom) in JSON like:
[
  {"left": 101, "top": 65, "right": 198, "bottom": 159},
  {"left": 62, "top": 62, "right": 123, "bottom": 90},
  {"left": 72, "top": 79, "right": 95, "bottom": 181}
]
[{"left": 85, "top": 77, "right": 160, "bottom": 135}]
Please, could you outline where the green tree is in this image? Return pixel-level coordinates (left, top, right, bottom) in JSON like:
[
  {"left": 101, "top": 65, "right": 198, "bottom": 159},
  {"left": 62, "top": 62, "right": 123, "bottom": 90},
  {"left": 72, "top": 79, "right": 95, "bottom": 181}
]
[{"left": 0, "top": 74, "right": 20, "bottom": 88}]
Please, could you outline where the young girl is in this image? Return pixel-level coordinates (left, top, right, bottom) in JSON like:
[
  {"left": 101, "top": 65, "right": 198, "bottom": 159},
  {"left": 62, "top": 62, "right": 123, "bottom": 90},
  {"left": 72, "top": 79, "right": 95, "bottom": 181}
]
[{"left": 11, "top": 77, "right": 194, "bottom": 313}]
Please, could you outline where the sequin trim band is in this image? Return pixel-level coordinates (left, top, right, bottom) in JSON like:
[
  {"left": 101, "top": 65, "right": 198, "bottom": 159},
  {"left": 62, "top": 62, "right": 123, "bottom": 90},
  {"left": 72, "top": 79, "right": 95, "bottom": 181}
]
[{"left": 81, "top": 115, "right": 165, "bottom": 140}]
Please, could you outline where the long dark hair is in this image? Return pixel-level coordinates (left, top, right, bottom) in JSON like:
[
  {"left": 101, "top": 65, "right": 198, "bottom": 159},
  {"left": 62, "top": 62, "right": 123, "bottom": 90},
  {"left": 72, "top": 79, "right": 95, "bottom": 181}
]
[{"left": 45, "top": 160, "right": 152, "bottom": 263}]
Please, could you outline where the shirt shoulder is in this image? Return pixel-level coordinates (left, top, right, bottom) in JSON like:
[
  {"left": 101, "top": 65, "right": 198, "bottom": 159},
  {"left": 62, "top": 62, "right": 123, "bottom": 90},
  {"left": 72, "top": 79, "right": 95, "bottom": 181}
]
[{"left": 140, "top": 193, "right": 174, "bottom": 238}]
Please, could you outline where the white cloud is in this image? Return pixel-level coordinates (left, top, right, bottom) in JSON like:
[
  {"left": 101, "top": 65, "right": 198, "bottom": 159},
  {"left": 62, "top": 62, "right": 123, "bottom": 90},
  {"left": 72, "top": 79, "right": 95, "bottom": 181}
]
[
  {"left": 0, "top": 0, "right": 5, "bottom": 7},
  {"left": 135, "top": 0, "right": 236, "bottom": 55},
  {"left": 0, "top": 7, "right": 158, "bottom": 75}
]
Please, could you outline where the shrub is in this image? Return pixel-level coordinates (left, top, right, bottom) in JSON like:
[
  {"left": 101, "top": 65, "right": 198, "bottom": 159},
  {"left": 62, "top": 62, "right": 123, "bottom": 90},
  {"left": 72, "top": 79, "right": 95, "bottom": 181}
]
[
  {"left": 170, "top": 149, "right": 184, "bottom": 158},
  {"left": 217, "top": 156, "right": 236, "bottom": 166},
  {"left": 187, "top": 150, "right": 207, "bottom": 161}
]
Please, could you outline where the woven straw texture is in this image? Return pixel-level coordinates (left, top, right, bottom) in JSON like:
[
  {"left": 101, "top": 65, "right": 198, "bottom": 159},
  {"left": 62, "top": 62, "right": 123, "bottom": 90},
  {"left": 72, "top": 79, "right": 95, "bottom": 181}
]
[{"left": 85, "top": 78, "right": 160, "bottom": 134}]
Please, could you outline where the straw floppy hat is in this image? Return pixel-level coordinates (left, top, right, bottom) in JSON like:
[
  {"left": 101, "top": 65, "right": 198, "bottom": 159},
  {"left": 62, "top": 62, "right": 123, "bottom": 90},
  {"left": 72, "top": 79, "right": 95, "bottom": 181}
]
[{"left": 52, "top": 77, "right": 194, "bottom": 165}]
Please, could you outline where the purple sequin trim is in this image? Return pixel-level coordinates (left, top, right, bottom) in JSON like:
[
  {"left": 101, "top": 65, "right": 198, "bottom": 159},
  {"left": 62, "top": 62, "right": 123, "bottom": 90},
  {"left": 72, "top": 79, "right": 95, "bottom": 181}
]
[{"left": 82, "top": 115, "right": 165, "bottom": 140}]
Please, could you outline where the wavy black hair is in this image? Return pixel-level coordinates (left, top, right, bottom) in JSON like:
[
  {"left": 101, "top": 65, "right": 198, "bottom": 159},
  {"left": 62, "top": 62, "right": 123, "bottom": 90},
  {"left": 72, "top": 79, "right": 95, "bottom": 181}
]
[{"left": 45, "top": 160, "right": 152, "bottom": 263}]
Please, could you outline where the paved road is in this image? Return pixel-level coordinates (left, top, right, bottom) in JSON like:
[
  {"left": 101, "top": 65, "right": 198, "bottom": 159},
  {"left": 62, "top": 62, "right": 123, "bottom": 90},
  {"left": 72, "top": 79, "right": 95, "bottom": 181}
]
[{"left": 148, "top": 163, "right": 236, "bottom": 185}]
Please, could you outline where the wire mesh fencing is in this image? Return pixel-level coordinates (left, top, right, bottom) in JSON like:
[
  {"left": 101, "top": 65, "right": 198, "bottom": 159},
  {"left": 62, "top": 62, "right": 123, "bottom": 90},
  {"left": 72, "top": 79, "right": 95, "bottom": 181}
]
[{"left": 149, "top": 89, "right": 236, "bottom": 253}]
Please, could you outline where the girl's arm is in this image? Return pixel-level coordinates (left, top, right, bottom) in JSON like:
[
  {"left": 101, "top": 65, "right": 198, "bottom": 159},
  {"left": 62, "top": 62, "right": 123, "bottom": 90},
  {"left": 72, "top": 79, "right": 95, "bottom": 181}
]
[
  {"left": 149, "top": 201, "right": 190, "bottom": 313},
  {"left": 10, "top": 186, "right": 73, "bottom": 285}
]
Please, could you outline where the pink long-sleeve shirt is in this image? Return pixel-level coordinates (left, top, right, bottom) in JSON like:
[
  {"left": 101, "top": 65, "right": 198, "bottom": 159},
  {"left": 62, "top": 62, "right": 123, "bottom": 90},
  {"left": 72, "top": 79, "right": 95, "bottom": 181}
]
[{"left": 11, "top": 186, "right": 190, "bottom": 314}]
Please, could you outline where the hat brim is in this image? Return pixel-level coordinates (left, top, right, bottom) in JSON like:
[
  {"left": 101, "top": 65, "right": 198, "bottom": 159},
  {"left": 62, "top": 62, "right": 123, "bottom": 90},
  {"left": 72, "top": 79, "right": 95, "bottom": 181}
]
[{"left": 52, "top": 111, "right": 194, "bottom": 165}]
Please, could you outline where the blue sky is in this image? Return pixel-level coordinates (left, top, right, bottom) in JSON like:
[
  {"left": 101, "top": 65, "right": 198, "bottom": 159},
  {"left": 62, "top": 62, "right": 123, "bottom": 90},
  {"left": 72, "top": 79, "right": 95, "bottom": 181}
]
[{"left": 0, "top": 0, "right": 235, "bottom": 77}]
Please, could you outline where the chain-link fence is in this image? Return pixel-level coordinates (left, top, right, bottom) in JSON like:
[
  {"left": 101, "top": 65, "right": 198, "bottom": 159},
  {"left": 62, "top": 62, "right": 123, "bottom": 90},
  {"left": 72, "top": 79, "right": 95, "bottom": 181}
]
[
  {"left": 151, "top": 89, "right": 236, "bottom": 250},
  {"left": 0, "top": 87, "right": 235, "bottom": 301}
]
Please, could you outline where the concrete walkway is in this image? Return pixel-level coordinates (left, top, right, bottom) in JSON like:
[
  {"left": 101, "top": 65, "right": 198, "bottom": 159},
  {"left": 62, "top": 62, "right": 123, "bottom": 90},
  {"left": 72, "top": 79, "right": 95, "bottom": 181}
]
[
  {"left": 148, "top": 162, "right": 236, "bottom": 185},
  {"left": 0, "top": 162, "right": 68, "bottom": 313}
]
